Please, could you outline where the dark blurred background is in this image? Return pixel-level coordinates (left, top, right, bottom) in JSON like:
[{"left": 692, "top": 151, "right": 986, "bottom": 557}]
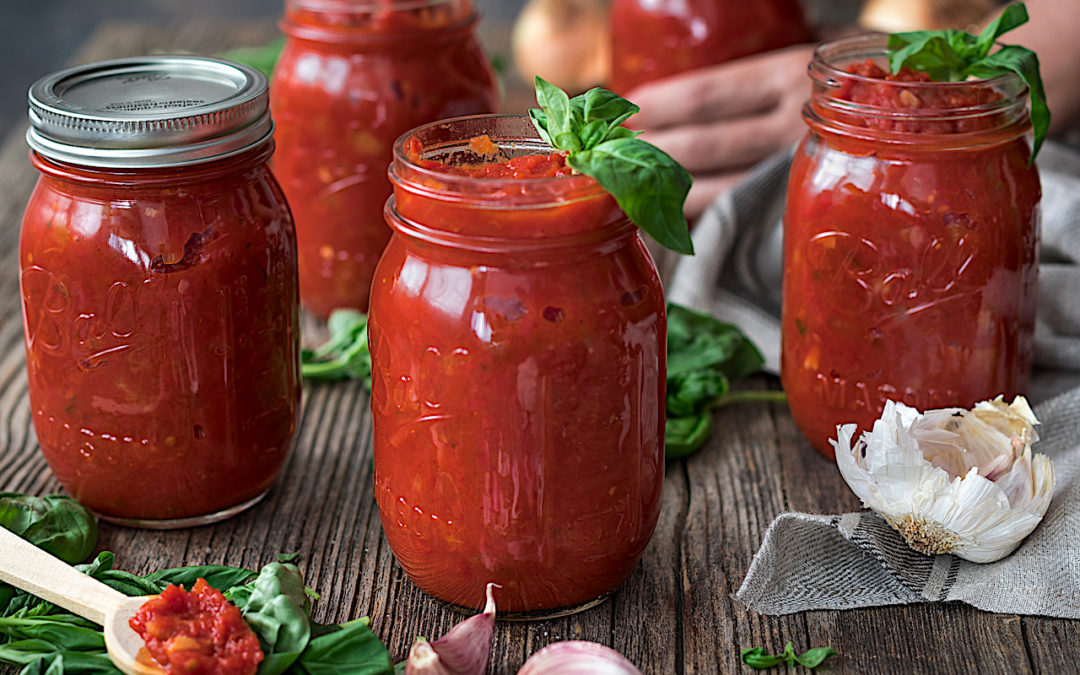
[{"left": 0, "top": 0, "right": 528, "bottom": 139}]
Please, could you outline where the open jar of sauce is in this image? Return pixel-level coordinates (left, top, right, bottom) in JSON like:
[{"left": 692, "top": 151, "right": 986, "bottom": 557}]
[
  {"left": 370, "top": 115, "right": 666, "bottom": 616},
  {"left": 609, "top": 0, "right": 810, "bottom": 93},
  {"left": 21, "top": 56, "right": 301, "bottom": 527},
  {"left": 782, "top": 34, "right": 1040, "bottom": 458},
  {"left": 271, "top": 0, "right": 498, "bottom": 317}
]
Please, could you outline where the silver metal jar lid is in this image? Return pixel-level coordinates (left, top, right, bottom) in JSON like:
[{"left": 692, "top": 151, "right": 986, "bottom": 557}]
[{"left": 27, "top": 55, "right": 272, "bottom": 168}]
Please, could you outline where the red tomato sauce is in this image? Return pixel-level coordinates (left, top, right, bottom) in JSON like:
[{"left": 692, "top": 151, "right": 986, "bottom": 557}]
[
  {"left": 20, "top": 148, "right": 300, "bottom": 521},
  {"left": 371, "top": 120, "right": 665, "bottom": 613},
  {"left": 271, "top": 0, "right": 498, "bottom": 317},
  {"left": 837, "top": 60, "right": 1006, "bottom": 134},
  {"left": 130, "top": 579, "right": 263, "bottom": 675},
  {"left": 781, "top": 52, "right": 1039, "bottom": 457},
  {"left": 610, "top": 0, "right": 810, "bottom": 93},
  {"left": 407, "top": 135, "right": 575, "bottom": 179}
]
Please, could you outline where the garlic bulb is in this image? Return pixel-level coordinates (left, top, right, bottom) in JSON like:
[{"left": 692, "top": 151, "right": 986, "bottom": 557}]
[
  {"left": 517, "top": 641, "right": 642, "bottom": 674},
  {"left": 833, "top": 396, "right": 1055, "bottom": 563}
]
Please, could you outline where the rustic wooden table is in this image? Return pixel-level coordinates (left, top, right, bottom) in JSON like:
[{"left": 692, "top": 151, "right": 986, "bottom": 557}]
[{"left": 1, "top": 19, "right": 1077, "bottom": 675}]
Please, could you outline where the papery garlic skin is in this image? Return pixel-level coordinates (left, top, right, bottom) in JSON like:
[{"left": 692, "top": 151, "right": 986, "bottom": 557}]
[
  {"left": 833, "top": 396, "right": 1055, "bottom": 563},
  {"left": 517, "top": 641, "right": 643, "bottom": 675}
]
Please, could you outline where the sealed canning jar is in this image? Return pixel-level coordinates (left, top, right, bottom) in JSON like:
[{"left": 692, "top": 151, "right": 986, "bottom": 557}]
[
  {"left": 609, "top": 0, "right": 809, "bottom": 93},
  {"left": 782, "top": 35, "right": 1040, "bottom": 458},
  {"left": 21, "top": 56, "right": 301, "bottom": 527},
  {"left": 370, "top": 115, "right": 666, "bottom": 615},
  {"left": 272, "top": 0, "right": 498, "bottom": 317}
]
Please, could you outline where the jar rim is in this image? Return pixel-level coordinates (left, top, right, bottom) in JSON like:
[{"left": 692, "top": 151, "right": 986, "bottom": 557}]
[
  {"left": 805, "top": 32, "right": 1032, "bottom": 146},
  {"left": 288, "top": 0, "right": 459, "bottom": 10},
  {"left": 26, "top": 55, "right": 272, "bottom": 169},
  {"left": 390, "top": 113, "right": 610, "bottom": 209},
  {"left": 810, "top": 33, "right": 1028, "bottom": 116},
  {"left": 281, "top": 0, "right": 478, "bottom": 44}
]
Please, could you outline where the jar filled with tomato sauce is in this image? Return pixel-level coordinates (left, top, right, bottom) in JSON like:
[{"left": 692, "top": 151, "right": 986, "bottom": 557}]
[
  {"left": 609, "top": 0, "right": 810, "bottom": 94},
  {"left": 782, "top": 34, "right": 1040, "bottom": 458},
  {"left": 21, "top": 57, "right": 301, "bottom": 527},
  {"left": 271, "top": 0, "right": 498, "bottom": 317},
  {"left": 370, "top": 115, "right": 666, "bottom": 616}
]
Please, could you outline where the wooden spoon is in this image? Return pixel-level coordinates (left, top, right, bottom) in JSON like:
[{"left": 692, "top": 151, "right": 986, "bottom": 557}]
[{"left": 0, "top": 526, "right": 162, "bottom": 674}]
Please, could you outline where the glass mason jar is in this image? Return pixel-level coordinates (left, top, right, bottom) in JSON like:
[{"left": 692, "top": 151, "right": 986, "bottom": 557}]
[
  {"left": 370, "top": 115, "right": 666, "bottom": 616},
  {"left": 782, "top": 35, "right": 1040, "bottom": 458},
  {"left": 21, "top": 56, "right": 301, "bottom": 527},
  {"left": 609, "top": 0, "right": 810, "bottom": 94},
  {"left": 271, "top": 0, "right": 498, "bottom": 317}
]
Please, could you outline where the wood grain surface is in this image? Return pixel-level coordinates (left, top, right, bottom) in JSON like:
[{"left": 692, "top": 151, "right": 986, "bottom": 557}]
[{"left": 1, "top": 18, "right": 1077, "bottom": 675}]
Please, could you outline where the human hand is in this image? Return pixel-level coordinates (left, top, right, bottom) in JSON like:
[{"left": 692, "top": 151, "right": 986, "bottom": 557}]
[{"left": 626, "top": 44, "right": 817, "bottom": 218}]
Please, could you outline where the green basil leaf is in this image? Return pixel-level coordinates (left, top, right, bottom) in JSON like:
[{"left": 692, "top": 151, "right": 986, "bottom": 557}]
[
  {"left": 528, "top": 108, "right": 553, "bottom": 146},
  {"left": 0, "top": 617, "right": 104, "bottom": 652},
  {"left": 553, "top": 131, "right": 582, "bottom": 153},
  {"left": 581, "top": 88, "right": 639, "bottom": 126},
  {"left": 976, "top": 2, "right": 1029, "bottom": 57},
  {"left": 664, "top": 413, "right": 712, "bottom": 459},
  {"left": 577, "top": 119, "right": 609, "bottom": 150},
  {"left": 966, "top": 45, "right": 1049, "bottom": 158},
  {"left": 302, "top": 310, "right": 372, "bottom": 387},
  {"left": 92, "top": 570, "right": 162, "bottom": 597},
  {"left": 74, "top": 552, "right": 114, "bottom": 578},
  {"left": 603, "top": 126, "right": 642, "bottom": 141},
  {"left": 795, "top": 646, "right": 839, "bottom": 668},
  {"left": 667, "top": 370, "right": 728, "bottom": 418},
  {"left": 740, "top": 647, "right": 783, "bottom": 669},
  {"left": 143, "top": 565, "right": 255, "bottom": 592},
  {"left": 666, "top": 304, "right": 763, "bottom": 380},
  {"left": 240, "top": 562, "right": 312, "bottom": 675},
  {"left": 296, "top": 618, "right": 394, "bottom": 675},
  {"left": 888, "top": 33, "right": 966, "bottom": 80},
  {"left": 0, "top": 493, "right": 98, "bottom": 565},
  {"left": 567, "top": 138, "right": 693, "bottom": 254},
  {"left": 533, "top": 76, "right": 573, "bottom": 139}
]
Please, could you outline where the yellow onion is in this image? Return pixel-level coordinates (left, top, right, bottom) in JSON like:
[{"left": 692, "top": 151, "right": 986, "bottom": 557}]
[{"left": 512, "top": 0, "right": 610, "bottom": 93}]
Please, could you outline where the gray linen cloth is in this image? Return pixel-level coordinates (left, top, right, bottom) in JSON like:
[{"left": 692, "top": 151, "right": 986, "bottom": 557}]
[{"left": 667, "top": 141, "right": 1080, "bottom": 618}]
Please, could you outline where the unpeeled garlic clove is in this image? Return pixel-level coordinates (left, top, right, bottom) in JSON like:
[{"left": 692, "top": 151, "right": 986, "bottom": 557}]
[
  {"left": 832, "top": 395, "right": 1055, "bottom": 563},
  {"left": 404, "top": 583, "right": 498, "bottom": 675}
]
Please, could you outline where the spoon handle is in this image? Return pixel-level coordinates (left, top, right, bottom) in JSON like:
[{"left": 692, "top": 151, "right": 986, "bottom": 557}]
[{"left": 0, "top": 526, "right": 128, "bottom": 625}]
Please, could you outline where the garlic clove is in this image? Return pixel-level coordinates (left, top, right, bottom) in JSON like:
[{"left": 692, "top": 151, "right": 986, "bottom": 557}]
[
  {"left": 833, "top": 396, "right": 1055, "bottom": 563},
  {"left": 404, "top": 583, "right": 498, "bottom": 675},
  {"left": 516, "top": 641, "right": 642, "bottom": 674}
]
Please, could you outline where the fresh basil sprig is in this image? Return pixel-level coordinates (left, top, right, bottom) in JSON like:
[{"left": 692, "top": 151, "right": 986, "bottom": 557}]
[
  {"left": 741, "top": 642, "right": 837, "bottom": 670},
  {"left": 0, "top": 493, "right": 97, "bottom": 565},
  {"left": 665, "top": 304, "right": 784, "bottom": 459},
  {"left": 529, "top": 77, "right": 694, "bottom": 255},
  {"left": 887, "top": 2, "right": 1049, "bottom": 158},
  {"left": 301, "top": 309, "right": 372, "bottom": 385}
]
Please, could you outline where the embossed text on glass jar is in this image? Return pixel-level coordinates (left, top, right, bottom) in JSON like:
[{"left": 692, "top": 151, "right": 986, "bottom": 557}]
[
  {"left": 272, "top": 0, "right": 498, "bottom": 317},
  {"left": 369, "top": 115, "right": 666, "bottom": 616},
  {"left": 609, "top": 0, "right": 809, "bottom": 93},
  {"left": 781, "top": 34, "right": 1040, "bottom": 458},
  {"left": 21, "top": 57, "right": 301, "bottom": 527}
]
